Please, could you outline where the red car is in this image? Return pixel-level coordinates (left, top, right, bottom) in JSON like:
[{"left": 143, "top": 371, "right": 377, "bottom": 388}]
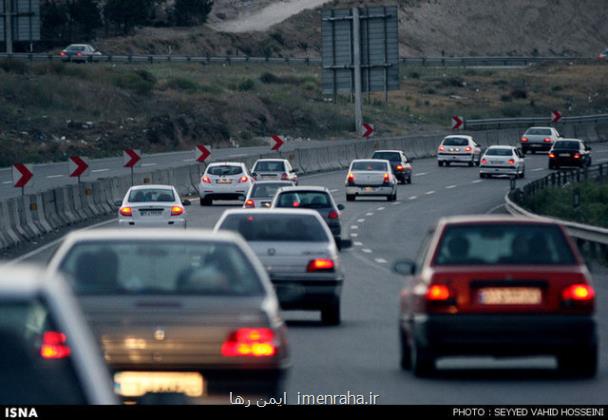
[{"left": 395, "top": 215, "right": 597, "bottom": 377}]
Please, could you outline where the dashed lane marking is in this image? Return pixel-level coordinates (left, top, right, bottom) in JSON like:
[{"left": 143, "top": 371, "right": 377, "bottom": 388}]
[
  {"left": 47, "top": 175, "right": 64, "bottom": 179},
  {"left": 362, "top": 248, "right": 373, "bottom": 254},
  {"left": 414, "top": 172, "right": 428, "bottom": 176},
  {"left": 141, "top": 163, "right": 157, "bottom": 167},
  {"left": 425, "top": 191, "right": 436, "bottom": 195},
  {"left": 408, "top": 196, "right": 417, "bottom": 200},
  {"left": 350, "top": 233, "right": 359, "bottom": 237},
  {"left": 445, "top": 184, "right": 457, "bottom": 189},
  {"left": 374, "top": 258, "right": 388, "bottom": 264},
  {"left": 354, "top": 241, "right": 363, "bottom": 246},
  {"left": 92, "top": 169, "right": 109, "bottom": 173},
  {"left": 377, "top": 207, "right": 385, "bottom": 211},
  {"left": 472, "top": 180, "right": 483, "bottom": 184},
  {"left": 365, "top": 212, "right": 374, "bottom": 216},
  {"left": 350, "top": 225, "right": 359, "bottom": 230},
  {"left": 357, "top": 219, "right": 365, "bottom": 223}
]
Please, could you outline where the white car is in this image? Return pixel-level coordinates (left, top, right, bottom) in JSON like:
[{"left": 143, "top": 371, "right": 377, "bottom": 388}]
[
  {"left": 520, "top": 127, "right": 561, "bottom": 154},
  {"left": 479, "top": 146, "right": 526, "bottom": 179},
  {"left": 116, "top": 184, "right": 189, "bottom": 229},
  {"left": 199, "top": 162, "right": 253, "bottom": 206},
  {"left": 251, "top": 159, "right": 299, "bottom": 184},
  {"left": 345, "top": 159, "right": 397, "bottom": 202},
  {"left": 243, "top": 180, "right": 295, "bottom": 208},
  {"left": 0, "top": 265, "right": 116, "bottom": 404},
  {"left": 437, "top": 135, "right": 482, "bottom": 167}
]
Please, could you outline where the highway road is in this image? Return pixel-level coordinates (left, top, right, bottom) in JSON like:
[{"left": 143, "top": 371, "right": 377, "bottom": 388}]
[{"left": 9, "top": 146, "right": 608, "bottom": 404}]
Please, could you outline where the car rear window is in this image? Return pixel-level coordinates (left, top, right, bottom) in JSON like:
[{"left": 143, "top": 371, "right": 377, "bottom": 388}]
[
  {"left": 207, "top": 165, "right": 243, "bottom": 176},
  {"left": 372, "top": 152, "right": 400, "bottom": 161},
  {"left": 253, "top": 161, "right": 286, "bottom": 172},
  {"left": 0, "top": 300, "right": 86, "bottom": 404},
  {"left": 553, "top": 141, "right": 581, "bottom": 150},
  {"left": 433, "top": 224, "right": 576, "bottom": 266},
  {"left": 250, "top": 183, "right": 290, "bottom": 198},
  {"left": 58, "top": 241, "right": 265, "bottom": 296},
  {"left": 442, "top": 137, "right": 469, "bottom": 146},
  {"left": 526, "top": 128, "right": 552, "bottom": 135},
  {"left": 219, "top": 214, "right": 330, "bottom": 242},
  {"left": 351, "top": 161, "right": 388, "bottom": 171},
  {"left": 128, "top": 189, "right": 175, "bottom": 203},
  {"left": 275, "top": 191, "right": 332, "bottom": 209},
  {"left": 66, "top": 46, "right": 85, "bottom": 51},
  {"left": 485, "top": 148, "right": 514, "bottom": 156}
]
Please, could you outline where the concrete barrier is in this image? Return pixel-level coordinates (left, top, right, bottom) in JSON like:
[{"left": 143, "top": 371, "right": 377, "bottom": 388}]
[
  {"left": 42, "top": 190, "right": 64, "bottom": 229},
  {"left": 32, "top": 193, "right": 53, "bottom": 234},
  {"left": 57, "top": 186, "right": 79, "bottom": 225},
  {"left": 0, "top": 200, "right": 20, "bottom": 248}
]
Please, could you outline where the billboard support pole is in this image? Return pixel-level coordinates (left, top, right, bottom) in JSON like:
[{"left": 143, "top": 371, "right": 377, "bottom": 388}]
[
  {"left": 352, "top": 7, "right": 363, "bottom": 135},
  {"left": 5, "top": 0, "right": 13, "bottom": 53}
]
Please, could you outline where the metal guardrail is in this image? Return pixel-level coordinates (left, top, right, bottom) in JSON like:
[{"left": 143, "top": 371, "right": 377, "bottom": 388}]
[
  {"left": 464, "top": 114, "right": 608, "bottom": 130},
  {"left": 0, "top": 53, "right": 603, "bottom": 67},
  {"left": 505, "top": 162, "right": 608, "bottom": 246}
]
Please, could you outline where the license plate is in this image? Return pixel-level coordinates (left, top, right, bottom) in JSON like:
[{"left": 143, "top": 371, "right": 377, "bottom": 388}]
[
  {"left": 218, "top": 178, "right": 232, "bottom": 184},
  {"left": 139, "top": 211, "right": 162, "bottom": 216},
  {"left": 114, "top": 372, "right": 205, "bottom": 398},
  {"left": 559, "top": 153, "right": 571, "bottom": 157},
  {"left": 478, "top": 287, "right": 542, "bottom": 305},
  {"left": 364, "top": 187, "right": 376, "bottom": 192}
]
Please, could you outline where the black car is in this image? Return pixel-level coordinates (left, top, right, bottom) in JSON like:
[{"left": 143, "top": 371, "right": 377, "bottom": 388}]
[
  {"left": 371, "top": 150, "right": 413, "bottom": 184},
  {"left": 548, "top": 139, "right": 592, "bottom": 169}
]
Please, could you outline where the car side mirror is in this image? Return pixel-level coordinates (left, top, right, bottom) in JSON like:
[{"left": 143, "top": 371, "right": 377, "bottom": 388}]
[
  {"left": 340, "top": 239, "right": 352, "bottom": 250},
  {"left": 291, "top": 169, "right": 298, "bottom": 174},
  {"left": 113, "top": 200, "right": 122, "bottom": 208},
  {"left": 394, "top": 259, "right": 416, "bottom": 275},
  {"left": 182, "top": 199, "right": 191, "bottom": 206},
  {"left": 337, "top": 204, "right": 345, "bottom": 211}
]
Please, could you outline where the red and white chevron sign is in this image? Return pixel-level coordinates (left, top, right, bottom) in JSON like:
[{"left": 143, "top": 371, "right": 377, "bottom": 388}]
[
  {"left": 195, "top": 144, "right": 211, "bottom": 163},
  {"left": 271, "top": 135, "right": 285, "bottom": 151},
  {"left": 123, "top": 149, "right": 142, "bottom": 168},
  {"left": 68, "top": 156, "right": 90, "bottom": 178},
  {"left": 451, "top": 116, "right": 464, "bottom": 130},
  {"left": 362, "top": 123, "right": 375, "bottom": 139},
  {"left": 12, "top": 163, "right": 33, "bottom": 188},
  {"left": 551, "top": 110, "right": 562, "bottom": 123}
]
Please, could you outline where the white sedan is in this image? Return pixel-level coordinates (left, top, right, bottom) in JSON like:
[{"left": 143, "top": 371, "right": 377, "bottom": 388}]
[
  {"left": 437, "top": 135, "right": 482, "bottom": 167},
  {"left": 251, "top": 158, "right": 299, "bottom": 184},
  {"left": 116, "top": 184, "right": 189, "bottom": 228},
  {"left": 198, "top": 162, "right": 253, "bottom": 206},
  {"left": 345, "top": 159, "right": 397, "bottom": 201},
  {"left": 479, "top": 146, "right": 526, "bottom": 178}
]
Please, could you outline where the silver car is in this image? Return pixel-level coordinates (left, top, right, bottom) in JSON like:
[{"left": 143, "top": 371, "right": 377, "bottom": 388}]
[
  {"left": 251, "top": 159, "right": 299, "bottom": 184},
  {"left": 345, "top": 159, "right": 397, "bottom": 201},
  {"left": 215, "top": 209, "right": 347, "bottom": 325},
  {"left": 479, "top": 146, "right": 526, "bottom": 178},
  {"left": 520, "top": 127, "right": 561, "bottom": 154},
  {"left": 116, "top": 184, "right": 189, "bottom": 229},
  {"left": 243, "top": 181, "right": 295, "bottom": 209},
  {"left": 59, "top": 44, "right": 102, "bottom": 62},
  {"left": 199, "top": 162, "right": 253, "bottom": 206},
  {"left": 0, "top": 265, "right": 116, "bottom": 404},
  {"left": 437, "top": 135, "right": 482, "bottom": 167}
]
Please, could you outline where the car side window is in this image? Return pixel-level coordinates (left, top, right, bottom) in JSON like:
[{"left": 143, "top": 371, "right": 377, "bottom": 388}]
[{"left": 414, "top": 231, "right": 434, "bottom": 275}]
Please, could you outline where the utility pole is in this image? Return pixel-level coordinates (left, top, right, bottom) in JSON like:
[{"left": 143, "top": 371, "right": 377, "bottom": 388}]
[
  {"left": 5, "top": 0, "right": 13, "bottom": 53},
  {"left": 352, "top": 7, "right": 363, "bottom": 135}
]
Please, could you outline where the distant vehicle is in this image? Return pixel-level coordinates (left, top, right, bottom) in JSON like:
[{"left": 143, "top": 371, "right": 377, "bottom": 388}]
[
  {"left": 597, "top": 49, "right": 608, "bottom": 60},
  {"left": 520, "top": 127, "right": 561, "bottom": 154},
  {"left": 271, "top": 185, "right": 345, "bottom": 247},
  {"left": 215, "top": 209, "right": 348, "bottom": 325},
  {"left": 243, "top": 180, "right": 294, "bottom": 208},
  {"left": 395, "top": 216, "right": 597, "bottom": 378},
  {"left": 479, "top": 146, "right": 525, "bottom": 178},
  {"left": 199, "top": 162, "right": 253, "bottom": 206},
  {"left": 437, "top": 135, "right": 482, "bottom": 167},
  {"left": 345, "top": 159, "right": 398, "bottom": 202},
  {"left": 47, "top": 230, "right": 289, "bottom": 401},
  {"left": 371, "top": 150, "right": 413, "bottom": 184},
  {"left": 0, "top": 265, "right": 116, "bottom": 404},
  {"left": 116, "top": 185, "right": 190, "bottom": 229},
  {"left": 251, "top": 159, "right": 299, "bottom": 185},
  {"left": 59, "top": 44, "right": 102, "bottom": 62},
  {"left": 548, "top": 139, "right": 592, "bottom": 169}
]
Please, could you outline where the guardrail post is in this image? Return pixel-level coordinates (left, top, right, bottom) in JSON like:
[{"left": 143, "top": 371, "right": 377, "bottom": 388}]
[{"left": 550, "top": 173, "right": 556, "bottom": 186}]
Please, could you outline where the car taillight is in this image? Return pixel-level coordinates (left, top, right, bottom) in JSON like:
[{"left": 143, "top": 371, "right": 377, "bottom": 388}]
[
  {"left": 59, "top": 51, "right": 66, "bottom": 57},
  {"left": 245, "top": 199, "right": 255, "bottom": 208},
  {"left": 221, "top": 328, "right": 277, "bottom": 358},
  {"left": 383, "top": 173, "right": 390, "bottom": 184},
  {"left": 76, "top": 52, "right": 82, "bottom": 57},
  {"left": 292, "top": 201, "right": 300, "bottom": 207},
  {"left": 307, "top": 258, "right": 335, "bottom": 272},
  {"left": 508, "top": 159, "right": 516, "bottom": 166},
  {"left": 40, "top": 331, "right": 71, "bottom": 359},
  {"left": 170, "top": 206, "right": 184, "bottom": 216},
  {"left": 426, "top": 284, "right": 452, "bottom": 302},
  {"left": 347, "top": 172, "right": 355, "bottom": 185},
  {"left": 520, "top": 137, "right": 529, "bottom": 143},
  {"left": 574, "top": 153, "right": 581, "bottom": 159},
  {"left": 464, "top": 146, "right": 472, "bottom": 152},
  {"left": 202, "top": 175, "right": 212, "bottom": 184},
  {"left": 281, "top": 173, "right": 289, "bottom": 180},
  {"left": 119, "top": 207, "right": 133, "bottom": 217},
  {"left": 239, "top": 176, "right": 249, "bottom": 183},
  {"left": 548, "top": 152, "right": 556, "bottom": 159},
  {"left": 396, "top": 164, "right": 404, "bottom": 171},
  {"left": 562, "top": 284, "right": 595, "bottom": 302},
  {"left": 481, "top": 158, "right": 488, "bottom": 165},
  {"left": 544, "top": 137, "right": 553, "bottom": 143},
  {"left": 328, "top": 210, "right": 339, "bottom": 219},
  {"left": 438, "top": 145, "right": 446, "bottom": 152}
]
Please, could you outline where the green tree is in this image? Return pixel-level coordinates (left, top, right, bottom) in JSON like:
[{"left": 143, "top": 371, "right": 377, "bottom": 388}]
[
  {"left": 41, "top": 1, "right": 69, "bottom": 43},
  {"left": 173, "top": 0, "right": 213, "bottom": 26},
  {"left": 68, "top": 0, "right": 102, "bottom": 40},
  {"left": 104, "top": 0, "right": 154, "bottom": 35}
]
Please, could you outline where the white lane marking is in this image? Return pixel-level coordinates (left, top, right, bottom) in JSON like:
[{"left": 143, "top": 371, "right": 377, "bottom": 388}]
[
  {"left": 4, "top": 218, "right": 117, "bottom": 266},
  {"left": 361, "top": 248, "right": 373, "bottom": 254},
  {"left": 425, "top": 190, "right": 435, "bottom": 195},
  {"left": 377, "top": 207, "right": 385, "bottom": 211},
  {"left": 472, "top": 180, "right": 483, "bottom": 184},
  {"left": 227, "top": 154, "right": 248, "bottom": 158},
  {"left": 46, "top": 175, "right": 64, "bottom": 179},
  {"left": 183, "top": 158, "right": 195, "bottom": 162},
  {"left": 445, "top": 184, "right": 457, "bottom": 189},
  {"left": 391, "top": 202, "right": 400, "bottom": 205},
  {"left": 354, "top": 241, "right": 363, "bottom": 246},
  {"left": 365, "top": 212, "right": 374, "bottom": 216},
  {"left": 141, "top": 163, "right": 157, "bottom": 167},
  {"left": 330, "top": 189, "right": 339, "bottom": 193},
  {"left": 357, "top": 218, "right": 365, "bottom": 223},
  {"left": 350, "top": 225, "right": 359, "bottom": 230},
  {"left": 349, "top": 250, "right": 393, "bottom": 275},
  {"left": 408, "top": 196, "right": 417, "bottom": 200},
  {"left": 2, "top": 181, "right": 12, "bottom": 184},
  {"left": 350, "top": 233, "right": 359, "bottom": 237},
  {"left": 532, "top": 168, "right": 544, "bottom": 172},
  {"left": 92, "top": 168, "right": 110, "bottom": 173},
  {"left": 486, "top": 203, "right": 506, "bottom": 214},
  {"left": 414, "top": 172, "right": 428, "bottom": 177},
  {"left": 374, "top": 258, "right": 388, "bottom": 264}
]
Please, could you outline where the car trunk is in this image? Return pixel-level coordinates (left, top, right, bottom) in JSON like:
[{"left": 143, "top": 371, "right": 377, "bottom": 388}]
[
  {"left": 351, "top": 171, "right": 387, "bottom": 186},
  {"left": 248, "top": 241, "right": 332, "bottom": 274},
  {"left": 483, "top": 156, "right": 514, "bottom": 167},
  {"left": 129, "top": 203, "right": 173, "bottom": 221}
]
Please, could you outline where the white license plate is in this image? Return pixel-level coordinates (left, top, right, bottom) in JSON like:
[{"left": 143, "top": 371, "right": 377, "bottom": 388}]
[
  {"left": 559, "top": 153, "right": 571, "bottom": 157},
  {"left": 478, "top": 287, "right": 542, "bottom": 305},
  {"left": 218, "top": 178, "right": 232, "bottom": 184},
  {"left": 364, "top": 187, "right": 376, "bottom": 192},
  {"left": 114, "top": 372, "right": 205, "bottom": 398},
  {"left": 140, "top": 211, "right": 162, "bottom": 216}
]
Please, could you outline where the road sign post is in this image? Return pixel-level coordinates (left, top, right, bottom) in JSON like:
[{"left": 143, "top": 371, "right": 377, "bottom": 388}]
[
  {"left": 352, "top": 7, "right": 363, "bottom": 135},
  {"left": 13, "top": 163, "right": 33, "bottom": 196},
  {"left": 123, "top": 149, "right": 142, "bottom": 186},
  {"left": 68, "top": 156, "right": 90, "bottom": 185}
]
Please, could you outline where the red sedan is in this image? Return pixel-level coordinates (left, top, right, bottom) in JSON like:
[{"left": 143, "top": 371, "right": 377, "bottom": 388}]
[{"left": 395, "top": 215, "right": 597, "bottom": 377}]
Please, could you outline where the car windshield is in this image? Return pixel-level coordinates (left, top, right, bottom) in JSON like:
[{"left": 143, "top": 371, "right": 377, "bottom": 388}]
[
  {"left": 250, "top": 183, "right": 290, "bottom": 198},
  {"left": 526, "top": 128, "right": 552, "bottom": 135},
  {"left": 553, "top": 141, "right": 581, "bottom": 150},
  {"left": 128, "top": 188, "right": 175, "bottom": 203},
  {"left": 254, "top": 161, "right": 286, "bottom": 172},
  {"left": 433, "top": 224, "right": 576, "bottom": 266},
  {"left": 275, "top": 191, "right": 332, "bottom": 209},
  {"left": 351, "top": 161, "right": 388, "bottom": 171},
  {"left": 372, "top": 152, "right": 400, "bottom": 161},
  {"left": 0, "top": 300, "right": 86, "bottom": 404},
  {"left": 443, "top": 137, "right": 469, "bottom": 146},
  {"left": 485, "top": 148, "right": 514, "bottom": 156},
  {"left": 58, "top": 241, "right": 265, "bottom": 296},
  {"left": 207, "top": 165, "right": 243, "bottom": 176},
  {"left": 219, "top": 214, "right": 329, "bottom": 242}
]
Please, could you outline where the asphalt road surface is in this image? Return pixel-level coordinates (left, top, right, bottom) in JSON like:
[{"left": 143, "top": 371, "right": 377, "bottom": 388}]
[{"left": 9, "top": 146, "right": 608, "bottom": 404}]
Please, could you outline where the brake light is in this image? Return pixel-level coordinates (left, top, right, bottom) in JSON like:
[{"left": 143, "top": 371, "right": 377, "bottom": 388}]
[
  {"left": 307, "top": 258, "right": 335, "bottom": 272},
  {"left": 40, "top": 331, "right": 71, "bottom": 359},
  {"left": 481, "top": 158, "right": 488, "bottom": 165},
  {"left": 245, "top": 199, "right": 255, "bottom": 208},
  {"left": 544, "top": 137, "right": 553, "bottom": 143},
  {"left": 396, "top": 164, "right": 404, "bottom": 171},
  {"left": 574, "top": 153, "right": 581, "bottom": 159},
  {"left": 292, "top": 201, "right": 300, "bottom": 207},
  {"left": 464, "top": 146, "right": 472, "bottom": 152},
  {"left": 548, "top": 152, "right": 556, "bottom": 159},
  {"left": 438, "top": 145, "right": 446, "bottom": 152},
  {"left": 562, "top": 284, "right": 595, "bottom": 302},
  {"left": 347, "top": 172, "right": 355, "bottom": 185},
  {"left": 328, "top": 210, "right": 339, "bottom": 219},
  {"left": 508, "top": 159, "right": 516, "bottom": 166},
  {"left": 202, "top": 175, "right": 212, "bottom": 184},
  {"left": 59, "top": 51, "right": 66, "bottom": 57},
  {"left": 383, "top": 173, "right": 390, "bottom": 184},
  {"left": 239, "top": 176, "right": 249, "bottom": 183},
  {"left": 170, "top": 206, "right": 184, "bottom": 216},
  {"left": 119, "top": 207, "right": 133, "bottom": 217},
  {"left": 221, "top": 328, "right": 277, "bottom": 358},
  {"left": 76, "top": 52, "right": 82, "bottom": 57},
  {"left": 426, "top": 284, "right": 452, "bottom": 301},
  {"left": 520, "top": 137, "right": 529, "bottom": 143},
  {"left": 281, "top": 173, "right": 289, "bottom": 180}
]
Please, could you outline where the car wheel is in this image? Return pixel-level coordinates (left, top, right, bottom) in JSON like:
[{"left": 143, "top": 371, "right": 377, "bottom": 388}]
[
  {"left": 519, "top": 170, "right": 525, "bottom": 179},
  {"left": 548, "top": 162, "right": 555, "bottom": 170},
  {"left": 531, "top": 150, "right": 536, "bottom": 155},
  {"left": 346, "top": 194, "right": 355, "bottom": 202},
  {"left": 399, "top": 329, "right": 412, "bottom": 370},
  {"left": 321, "top": 300, "right": 341, "bottom": 326},
  {"left": 407, "top": 176, "right": 412, "bottom": 184},
  {"left": 445, "top": 161, "right": 450, "bottom": 167},
  {"left": 558, "top": 344, "right": 597, "bottom": 378},
  {"left": 411, "top": 340, "right": 435, "bottom": 377},
  {"left": 437, "top": 161, "right": 443, "bottom": 167},
  {"left": 387, "top": 193, "right": 397, "bottom": 202},
  {"left": 480, "top": 173, "right": 486, "bottom": 179}
]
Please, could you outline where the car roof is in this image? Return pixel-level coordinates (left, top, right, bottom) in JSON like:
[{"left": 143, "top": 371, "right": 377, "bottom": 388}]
[
  {"left": 0, "top": 265, "right": 55, "bottom": 296},
  {"left": 208, "top": 161, "right": 245, "bottom": 166},
  {"left": 554, "top": 138, "right": 582, "bottom": 142},
  {"left": 443, "top": 135, "right": 473, "bottom": 139},
  {"left": 252, "top": 180, "right": 293, "bottom": 185},
  {"left": 254, "top": 158, "right": 286, "bottom": 162},
  {"left": 61, "top": 228, "right": 245, "bottom": 243},
  {"left": 351, "top": 158, "right": 390, "bottom": 163},
  {"left": 128, "top": 184, "right": 175, "bottom": 190},
  {"left": 276, "top": 185, "right": 329, "bottom": 193},
  {"left": 373, "top": 150, "right": 402, "bottom": 154},
  {"left": 486, "top": 145, "right": 515, "bottom": 149},
  {"left": 526, "top": 126, "right": 554, "bottom": 130},
  {"left": 438, "top": 215, "right": 558, "bottom": 227},
  {"left": 220, "top": 208, "right": 324, "bottom": 218}
]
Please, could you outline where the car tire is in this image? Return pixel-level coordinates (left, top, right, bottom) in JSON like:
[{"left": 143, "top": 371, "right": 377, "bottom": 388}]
[
  {"left": 519, "top": 170, "right": 525, "bottom": 179},
  {"left": 399, "top": 329, "right": 412, "bottom": 370},
  {"left": 438, "top": 161, "right": 444, "bottom": 167},
  {"left": 321, "top": 300, "right": 341, "bottom": 326},
  {"left": 346, "top": 194, "right": 355, "bottom": 202},
  {"left": 548, "top": 162, "right": 555, "bottom": 170},
  {"left": 557, "top": 344, "right": 597, "bottom": 378},
  {"left": 407, "top": 176, "right": 412, "bottom": 184},
  {"left": 445, "top": 161, "right": 450, "bottom": 167},
  {"left": 387, "top": 193, "right": 397, "bottom": 202},
  {"left": 411, "top": 340, "right": 435, "bottom": 377},
  {"left": 480, "top": 173, "right": 486, "bottom": 179}
]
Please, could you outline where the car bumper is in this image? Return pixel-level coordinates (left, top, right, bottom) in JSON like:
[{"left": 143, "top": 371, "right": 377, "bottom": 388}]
[
  {"left": 437, "top": 153, "right": 474, "bottom": 162},
  {"left": 479, "top": 166, "right": 518, "bottom": 176},
  {"left": 269, "top": 274, "right": 343, "bottom": 309},
  {"left": 346, "top": 185, "right": 395, "bottom": 196},
  {"left": 522, "top": 143, "right": 552, "bottom": 151},
  {"left": 118, "top": 218, "right": 186, "bottom": 228},
  {"left": 550, "top": 158, "right": 585, "bottom": 167},
  {"left": 199, "top": 184, "right": 249, "bottom": 200},
  {"left": 403, "top": 314, "right": 596, "bottom": 356}
]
